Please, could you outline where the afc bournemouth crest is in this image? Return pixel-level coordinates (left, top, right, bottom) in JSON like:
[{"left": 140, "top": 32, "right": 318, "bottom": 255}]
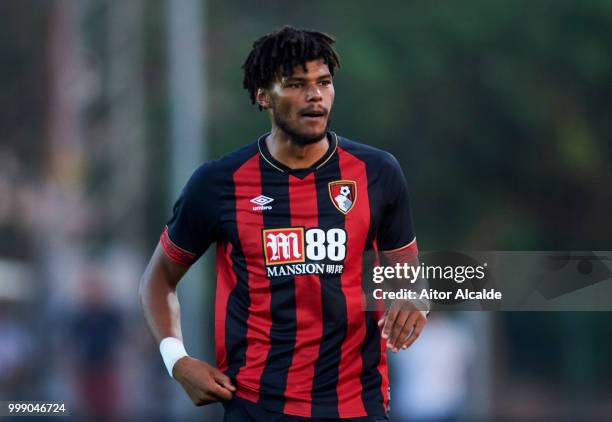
[{"left": 328, "top": 180, "right": 357, "bottom": 214}]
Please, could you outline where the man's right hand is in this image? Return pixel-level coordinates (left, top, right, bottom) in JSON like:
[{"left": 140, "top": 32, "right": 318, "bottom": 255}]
[{"left": 172, "top": 357, "right": 236, "bottom": 406}]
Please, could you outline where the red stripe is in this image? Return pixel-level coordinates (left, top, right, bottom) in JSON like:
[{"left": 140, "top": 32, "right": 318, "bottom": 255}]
[
  {"left": 336, "top": 147, "right": 369, "bottom": 417},
  {"left": 374, "top": 237, "right": 390, "bottom": 410},
  {"left": 378, "top": 330, "right": 389, "bottom": 411},
  {"left": 233, "top": 155, "right": 271, "bottom": 402},
  {"left": 215, "top": 241, "right": 236, "bottom": 372},
  {"left": 160, "top": 226, "right": 195, "bottom": 266},
  {"left": 283, "top": 173, "right": 323, "bottom": 416}
]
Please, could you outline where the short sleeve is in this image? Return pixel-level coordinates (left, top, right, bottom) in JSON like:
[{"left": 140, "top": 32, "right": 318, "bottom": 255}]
[
  {"left": 377, "top": 154, "right": 417, "bottom": 254},
  {"left": 160, "top": 165, "right": 218, "bottom": 266}
]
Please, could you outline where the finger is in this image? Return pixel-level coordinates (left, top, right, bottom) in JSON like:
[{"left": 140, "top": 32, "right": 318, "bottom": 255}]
[
  {"left": 191, "top": 374, "right": 233, "bottom": 402},
  {"left": 381, "top": 306, "right": 400, "bottom": 339},
  {"left": 393, "top": 312, "right": 419, "bottom": 350},
  {"left": 213, "top": 370, "right": 236, "bottom": 392},
  {"left": 388, "top": 311, "right": 410, "bottom": 350},
  {"left": 207, "top": 382, "right": 234, "bottom": 401},
  {"left": 192, "top": 391, "right": 218, "bottom": 406},
  {"left": 400, "top": 317, "right": 425, "bottom": 350},
  {"left": 378, "top": 307, "right": 390, "bottom": 329}
]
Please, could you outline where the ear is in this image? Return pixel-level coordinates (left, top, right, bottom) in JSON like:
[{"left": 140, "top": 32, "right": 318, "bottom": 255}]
[{"left": 256, "top": 88, "right": 271, "bottom": 109}]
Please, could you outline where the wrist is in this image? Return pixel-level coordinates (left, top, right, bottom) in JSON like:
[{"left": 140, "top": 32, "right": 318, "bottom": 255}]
[{"left": 159, "top": 337, "right": 188, "bottom": 378}]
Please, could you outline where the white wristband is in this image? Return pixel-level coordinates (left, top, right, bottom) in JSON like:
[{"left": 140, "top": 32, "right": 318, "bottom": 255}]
[{"left": 159, "top": 337, "right": 188, "bottom": 378}]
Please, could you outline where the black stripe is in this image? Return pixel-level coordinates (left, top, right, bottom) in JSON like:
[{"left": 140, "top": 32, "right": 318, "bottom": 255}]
[
  {"left": 311, "top": 154, "right": 346, "bottom": 418},
  {"left": 360, "top": 145, "right": 386, "bottom": 416},
  {"left": 256, "top": 156, "right": 297, "bottom": 412},
  {"left": 360, "top": 312, "right": 385, "bottom": 416},
  {"left": 225, "top": 173, "right": 251, "bottom": 381}
]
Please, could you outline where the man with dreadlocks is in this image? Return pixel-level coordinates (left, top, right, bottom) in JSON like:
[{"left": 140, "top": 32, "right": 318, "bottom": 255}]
[{"left": 140, "top": 26, "right": 427, "bottom": 421}]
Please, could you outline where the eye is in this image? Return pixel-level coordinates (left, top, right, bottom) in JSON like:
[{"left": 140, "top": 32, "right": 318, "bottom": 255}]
[
  {"left": 319, "top": 80, "right": 332, "bottom": 86},
  {"left": 287, "top": 82, "right": 303, "bottom": 88}
]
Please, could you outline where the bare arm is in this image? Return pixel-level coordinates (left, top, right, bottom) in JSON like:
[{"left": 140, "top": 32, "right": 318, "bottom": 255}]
[
  {"left": 139, "top": 242, "right": 189, "bottom": 343},
  {"left": 139, "top": 242, "right": 235, "bottom": 405}
]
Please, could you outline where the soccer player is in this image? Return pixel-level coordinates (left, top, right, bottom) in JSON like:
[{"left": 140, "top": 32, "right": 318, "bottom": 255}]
[{"left": 140, "top": 25, "right": 427, "bottom": 421}]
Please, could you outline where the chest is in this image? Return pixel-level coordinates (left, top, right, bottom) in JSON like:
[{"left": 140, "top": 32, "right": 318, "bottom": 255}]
[{"left": 218, "top": 163, "right": 388, "bottom": 264}]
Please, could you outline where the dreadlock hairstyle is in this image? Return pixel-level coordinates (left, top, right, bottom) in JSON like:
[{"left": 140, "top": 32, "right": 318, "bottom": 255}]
[{"left": 242, "top": 26, "right": 341, "bottom": 109}]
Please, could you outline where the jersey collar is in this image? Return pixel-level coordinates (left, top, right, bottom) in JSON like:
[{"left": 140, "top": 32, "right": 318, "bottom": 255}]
[{"left": 257, "top": 131, "right": 339, "bottom": 174}]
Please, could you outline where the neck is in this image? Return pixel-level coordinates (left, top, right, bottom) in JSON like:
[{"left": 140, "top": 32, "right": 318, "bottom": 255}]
[{"left": 265, "top": 128, "right": 329, "bottom": 169}]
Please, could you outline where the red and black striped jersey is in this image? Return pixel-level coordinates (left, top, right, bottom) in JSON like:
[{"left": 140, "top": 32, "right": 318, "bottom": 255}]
[{"left": 160, "top": 132, "right": 418, "bottom": 418}]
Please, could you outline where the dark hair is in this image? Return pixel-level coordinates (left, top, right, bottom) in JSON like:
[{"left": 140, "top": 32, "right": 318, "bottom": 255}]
[{"left": 242, "top": 25, "right": 340, "bottom": 108}]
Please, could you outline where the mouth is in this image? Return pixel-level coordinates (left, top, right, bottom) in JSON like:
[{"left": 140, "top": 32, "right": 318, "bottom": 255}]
[{"left": 300, "top": 109, "right": 327, "bottom": 122}]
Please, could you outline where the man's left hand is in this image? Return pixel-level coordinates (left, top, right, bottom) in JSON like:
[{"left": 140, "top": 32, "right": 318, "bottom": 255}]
[{"left": 378, "top": 301, "right": 427, "bottom": 352}]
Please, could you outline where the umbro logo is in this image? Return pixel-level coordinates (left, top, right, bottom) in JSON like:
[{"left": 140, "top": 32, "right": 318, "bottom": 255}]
[{"left": 250, "top": 195, "right": 274, "bottom": 211}]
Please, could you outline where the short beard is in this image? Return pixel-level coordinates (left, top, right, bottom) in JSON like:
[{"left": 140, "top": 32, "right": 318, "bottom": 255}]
[{"left": 274, "top": 114, "right": 329, "bottom": 147}]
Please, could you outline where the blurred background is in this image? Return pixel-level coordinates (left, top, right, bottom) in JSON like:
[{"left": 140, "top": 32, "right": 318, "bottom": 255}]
[{"left": 1, "top": 0, "right": 611, "bottom": 420}]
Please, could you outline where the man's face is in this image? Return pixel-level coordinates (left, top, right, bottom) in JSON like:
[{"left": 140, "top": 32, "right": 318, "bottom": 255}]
[{"left": 261, "top": 59, "right": 335, "bottom": 146}]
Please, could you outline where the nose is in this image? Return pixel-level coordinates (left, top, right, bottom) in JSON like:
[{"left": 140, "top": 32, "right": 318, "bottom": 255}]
[{"left": 306, "top": 84, "right": 322, "bottom": 102}]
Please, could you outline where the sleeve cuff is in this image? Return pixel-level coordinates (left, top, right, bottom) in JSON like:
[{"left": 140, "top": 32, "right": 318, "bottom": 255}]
[{"left": 160, "top": 227, "right": 196, "bottom": 266}]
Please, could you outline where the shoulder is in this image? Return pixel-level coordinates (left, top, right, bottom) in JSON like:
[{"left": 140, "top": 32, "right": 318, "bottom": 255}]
[{"left": 336, "top": 134, "right": 402, "bottom": 173}]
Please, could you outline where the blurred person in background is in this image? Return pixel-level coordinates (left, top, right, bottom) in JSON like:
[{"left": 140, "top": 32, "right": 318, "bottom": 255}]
[
  {"left": 0, "top": 151, "right": 37, "bottom": 400},
  {"left": 140, "top": 25, "right": 427, "bottom": 421},
  {"left": 389, "top": 313, "right": 475, "bottom": 422},
  {"left": 69, "top": 268, "right": 124, "bottom": 421},
  {"left": 0, "top": 302, "right": 35, "bottom": 399},
  {"left": 0, "top": 150, "right": 34, "bottom": 261}
]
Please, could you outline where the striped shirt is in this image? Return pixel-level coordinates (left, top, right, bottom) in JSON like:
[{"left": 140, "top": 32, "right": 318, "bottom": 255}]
[{"left": 161, "top": 132, "right": 417, "bottom": 418}]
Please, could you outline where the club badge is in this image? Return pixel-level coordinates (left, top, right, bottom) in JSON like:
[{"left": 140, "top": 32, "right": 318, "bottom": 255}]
[{"left": 328, "top": 180, "right": 357, "bottom": 214}]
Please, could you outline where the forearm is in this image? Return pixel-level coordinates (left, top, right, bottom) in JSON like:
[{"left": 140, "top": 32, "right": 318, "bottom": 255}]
[
  {"left": 140, "top": 275, "right": 182, "bottom": 343},
  {"left": 139, "top": 243, "right": 187, "bottom": 343}
]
